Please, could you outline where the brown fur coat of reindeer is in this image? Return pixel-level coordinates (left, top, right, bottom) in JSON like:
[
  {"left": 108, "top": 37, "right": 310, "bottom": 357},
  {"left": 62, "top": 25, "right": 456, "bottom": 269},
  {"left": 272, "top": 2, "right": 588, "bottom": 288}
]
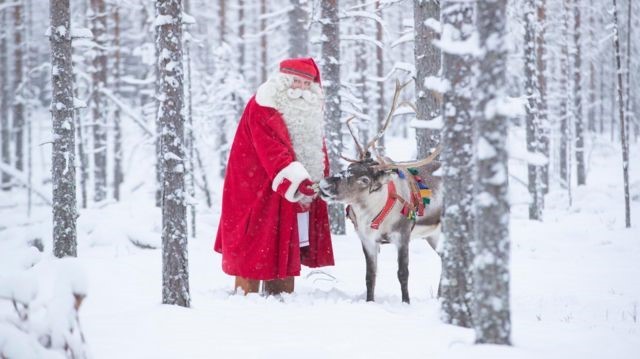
[{"left": 319, "top": 81, "right": 442, "bottom": 304}]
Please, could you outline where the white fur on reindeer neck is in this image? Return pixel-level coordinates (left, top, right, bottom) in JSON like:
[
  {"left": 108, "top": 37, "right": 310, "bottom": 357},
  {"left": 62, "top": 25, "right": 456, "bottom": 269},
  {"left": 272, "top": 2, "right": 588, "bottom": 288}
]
[{"left": 255, "top": 73, "right": 325, "bottom": 182}]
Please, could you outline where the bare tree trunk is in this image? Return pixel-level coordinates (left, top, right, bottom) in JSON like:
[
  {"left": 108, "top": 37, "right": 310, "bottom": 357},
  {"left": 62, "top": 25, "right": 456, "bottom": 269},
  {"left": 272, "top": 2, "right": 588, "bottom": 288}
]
[
  {"left": 559, "top": 1, "right": 570, "bottom": 188},
  {"left": 536, "top": 0, "right": 550, "bottom": 195},
  {"left": 413, "top": 0, "right": 441, "bottom": 158},
  {"left": 321, "top": 0, "right": 345, "bottom": 235},
  {"left": 611, "top": 0, "right": 631, "bottom": 228},
  {"left": 184, "top": 0, "right": 196, "bottom": 238},
  {"left": 0, "top": 6, "right": 10, "bottom": 190},
  {"left": 25, "top": 0, "right": 32, "bottom": 215},
  {"left": 260, "top": 0, "right": 267, "bottom": 83},
  {"left": 238, "top": 0, "right": 245, "bottom": 72},
  {"left": 587, "top": 0, "right": 596, "bottom": 132},
  {"left": 525, "top": 0, "right": 542, "bottom": 220},
  {"left": 91, "top": 0, "right": 108, "bottom": 202},
  {"left": 473, "top": 0, "right": 511, "bottom": 345},
  {"left": 439, "top": 0, "right": 474, "bottom": 329},
  {"left": 113, "top": 4, "right": 123, "bottom": 201},
  {"left": 157, "top": 0, "right": 190, "bottom": 307},
  {"left": 218, "top": 0, "right": 228, "bottom": 178},
  {"left": 50, "top": 0, "right": 77, "bottom": 257},
  {"left": 13, "top": 2, "right": 25, "bottom": 173},
  {"left": 574, "top": 1, "right": 586, "bottom": 186},
  {"left": 219, "top": 0, "right": 225, "bottom": 43},
  {"left": 289, "top": 0, "right": 308, "bottom": 58},
  {"left": 375, "top": 0, "right": 385, "bottom": 150}
]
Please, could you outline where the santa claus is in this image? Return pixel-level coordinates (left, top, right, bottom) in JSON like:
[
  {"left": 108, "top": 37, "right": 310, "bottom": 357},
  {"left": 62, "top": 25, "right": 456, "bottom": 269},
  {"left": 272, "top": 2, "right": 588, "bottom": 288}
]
[{"left": 214, "top": 57, "right": 334, "bottom": 296}]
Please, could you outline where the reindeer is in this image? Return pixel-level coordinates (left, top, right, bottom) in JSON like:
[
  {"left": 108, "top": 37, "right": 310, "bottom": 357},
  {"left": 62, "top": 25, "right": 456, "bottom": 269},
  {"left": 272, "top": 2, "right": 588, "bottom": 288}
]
[{"left": 318, "top": 81, "right": 442, "bottom": 304}]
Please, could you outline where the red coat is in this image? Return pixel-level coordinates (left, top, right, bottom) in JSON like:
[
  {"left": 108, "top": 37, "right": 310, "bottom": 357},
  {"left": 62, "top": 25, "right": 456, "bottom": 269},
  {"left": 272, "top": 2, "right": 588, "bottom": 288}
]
[{"left": 214, "top": 96, "right": 334, "bottom": 280}]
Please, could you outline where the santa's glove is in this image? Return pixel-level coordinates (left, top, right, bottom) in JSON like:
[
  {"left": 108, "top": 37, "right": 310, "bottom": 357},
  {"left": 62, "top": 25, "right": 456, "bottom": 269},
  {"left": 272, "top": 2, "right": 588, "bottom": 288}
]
[{"left": 298, "top": 179, "right": 318, "bottom": 197}]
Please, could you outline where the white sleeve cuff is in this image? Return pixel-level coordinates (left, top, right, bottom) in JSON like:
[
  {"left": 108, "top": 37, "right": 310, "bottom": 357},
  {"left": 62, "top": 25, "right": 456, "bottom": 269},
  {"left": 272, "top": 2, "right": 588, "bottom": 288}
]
[{"left": 272, "top": 161, "right": 311, "bottom": 202}]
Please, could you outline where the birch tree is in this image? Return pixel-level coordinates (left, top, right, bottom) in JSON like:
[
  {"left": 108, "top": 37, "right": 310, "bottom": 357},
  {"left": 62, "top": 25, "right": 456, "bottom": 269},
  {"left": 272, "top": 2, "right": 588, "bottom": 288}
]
[
  {"left": 157, "top": 0, "right": 190, "bottom": 307},
  {"left": 473, "top": 0, "right": 511, "bottom": 345},
  {"left": 50, "top": 0, "right": 77, "bottom": 258},
  {"left": 439, "top": 0, "right": 475, "bottom": 329},
  {"left": 414, "top": 0, "right": 441, "bottom": 158}
]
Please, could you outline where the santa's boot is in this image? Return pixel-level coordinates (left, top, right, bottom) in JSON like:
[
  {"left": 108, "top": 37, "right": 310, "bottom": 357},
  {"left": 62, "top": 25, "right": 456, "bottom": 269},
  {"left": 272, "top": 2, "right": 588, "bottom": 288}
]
[
  {"left": 235, "top": 276, "right": 260, "bottom": 295},
  {"left": 264, "top": 277, "right": 294, "bottom": 296}
]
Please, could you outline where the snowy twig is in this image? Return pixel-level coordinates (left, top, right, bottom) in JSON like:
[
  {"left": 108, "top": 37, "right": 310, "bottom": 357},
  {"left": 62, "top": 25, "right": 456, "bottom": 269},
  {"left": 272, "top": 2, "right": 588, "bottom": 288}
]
[
  {"left": 0, "top": 163, "right": 52, "bottom": 206},
  {"left": 99, "top": 87, "right": 154, "bottom": 137}
]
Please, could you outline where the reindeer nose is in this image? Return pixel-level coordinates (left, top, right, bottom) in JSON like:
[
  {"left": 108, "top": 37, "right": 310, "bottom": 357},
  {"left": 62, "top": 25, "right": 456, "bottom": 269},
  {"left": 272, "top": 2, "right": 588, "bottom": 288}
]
[{"left": 319, "top": 178, "right": 337, "bottom": 196}]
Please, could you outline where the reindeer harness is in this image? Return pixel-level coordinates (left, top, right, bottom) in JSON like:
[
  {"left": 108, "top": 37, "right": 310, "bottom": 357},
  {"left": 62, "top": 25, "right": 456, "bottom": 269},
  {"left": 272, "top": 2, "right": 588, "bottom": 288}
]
[{"left": 346, "top": 168, "right": 432, "bottom": 231}]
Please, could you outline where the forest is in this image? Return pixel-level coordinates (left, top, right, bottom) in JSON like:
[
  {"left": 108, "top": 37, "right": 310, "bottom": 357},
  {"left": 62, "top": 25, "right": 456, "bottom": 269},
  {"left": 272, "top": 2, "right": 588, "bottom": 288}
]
[{"left": 0, "top": 0, "right": 638, "bottom": 358}]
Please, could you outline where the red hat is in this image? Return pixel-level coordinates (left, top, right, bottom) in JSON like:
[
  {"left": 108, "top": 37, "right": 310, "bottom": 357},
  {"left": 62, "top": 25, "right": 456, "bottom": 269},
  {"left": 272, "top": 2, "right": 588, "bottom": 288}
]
[{"left": 279, "top": 58, "right": 321, "bottom": 84}]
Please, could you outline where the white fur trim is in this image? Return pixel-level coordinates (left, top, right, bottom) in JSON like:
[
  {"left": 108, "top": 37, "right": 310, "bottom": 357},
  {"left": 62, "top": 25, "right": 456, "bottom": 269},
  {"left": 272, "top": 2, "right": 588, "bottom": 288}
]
[
  {"left": 255, "top": 79, "right": 278, "bottom": 108},
  {"left": 272, "top": 161, "right": 311, "bottom": 202}
]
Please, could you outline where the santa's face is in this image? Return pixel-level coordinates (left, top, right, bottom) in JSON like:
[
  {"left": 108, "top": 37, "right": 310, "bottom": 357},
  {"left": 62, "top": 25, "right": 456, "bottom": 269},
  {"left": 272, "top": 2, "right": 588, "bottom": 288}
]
[{"left": 290, "top": 75, "right": 312, "bottom": 90}]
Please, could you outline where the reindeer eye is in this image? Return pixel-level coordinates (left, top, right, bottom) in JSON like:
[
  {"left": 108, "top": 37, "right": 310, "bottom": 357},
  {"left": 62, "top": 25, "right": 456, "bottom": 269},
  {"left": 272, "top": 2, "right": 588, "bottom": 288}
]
[{"left": 357, "top": 176, "right": 371, "bottom": 185}]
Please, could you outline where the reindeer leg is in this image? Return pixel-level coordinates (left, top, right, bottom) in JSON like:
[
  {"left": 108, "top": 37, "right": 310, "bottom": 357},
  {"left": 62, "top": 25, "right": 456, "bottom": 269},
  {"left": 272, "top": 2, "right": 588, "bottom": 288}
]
[
  {"left": 361, "top": 243, "right": 378, "bottom": 302},
  {"left": 397, "top": 238, "right": 410, "bottom": 304}
]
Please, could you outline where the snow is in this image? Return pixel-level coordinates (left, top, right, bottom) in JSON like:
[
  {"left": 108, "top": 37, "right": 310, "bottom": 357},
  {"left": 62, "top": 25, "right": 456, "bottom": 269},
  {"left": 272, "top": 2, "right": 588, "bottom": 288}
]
[
  {"left": 153, "top": 15, "right": 174, "bottom": 27},
  {"left": 70, "top": 28, "right": 93, "bottom": 39},
  {"left": 424, "top": 76, "right": 450, "bottom": 93},
  {"left": 1, "top": 121, "right": 639, "bottom": 358}
]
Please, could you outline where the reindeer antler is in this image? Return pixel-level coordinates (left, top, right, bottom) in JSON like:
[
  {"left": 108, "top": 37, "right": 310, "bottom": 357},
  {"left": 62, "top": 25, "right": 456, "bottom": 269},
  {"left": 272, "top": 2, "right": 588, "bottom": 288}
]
[
  {"left": 364, "top": 79, "right": 413, "bottom": 153},
  {"left": 373, "top": 145, "right": 442, "bottom": 171},
  {"left": 345, "top": 116, "right": 366, "bottom": 159}
]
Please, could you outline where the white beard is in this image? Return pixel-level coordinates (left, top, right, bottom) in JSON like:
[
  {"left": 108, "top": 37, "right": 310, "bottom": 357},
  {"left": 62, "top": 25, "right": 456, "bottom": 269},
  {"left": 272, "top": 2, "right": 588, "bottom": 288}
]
[{"left": 256, "top": 73, "right": 326, "bottom": 181}]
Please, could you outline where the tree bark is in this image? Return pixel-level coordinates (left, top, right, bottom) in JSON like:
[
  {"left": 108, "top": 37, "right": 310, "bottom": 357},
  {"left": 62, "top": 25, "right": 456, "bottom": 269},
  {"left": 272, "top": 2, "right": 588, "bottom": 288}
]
[
  {"left": 611, "top": 0, "right": 631, "bottom": 228},
  {"left": 0, "top": 6, "right": 10, "bottom": 190},
  {"left": 536, "top": 0, "right": 550, "bottom": 194},
  {"left": 157, "top": 0, "right": 190, "bottom": 307},
  {"left": 574, "top": 1, "right": 586, "bottom": 186},
  {"left": 91, "top": 0, "right": 108, "bottom": 202},
  {"left": 321, "top": 0, "right": 345, "bottom": 235},
  {"left": 50, "top": 0, "right": 77, "bottom": 257},
  {"left": 414, "top": 0, "right": 441, "bottom": 158},
  {"left": 525, "top": 0, "right": 542, "bottom": 220},
  {"left": 439, "top": 0, "right": 474, "bottom": 329},
  {"left": 375, "top": 0, "right": 385, "bottom": 150},
  {"left": 13, "top": 2, "right": 25, "bottom": 173},
  {"left": 113, "top": 4, "right": 123, "bottom": 200},
  {"left": 473, "top": 0, "right": 511, "bottom": 345},
  {"left": 289, "top": 0, "right": 308, "bottom": 58}
]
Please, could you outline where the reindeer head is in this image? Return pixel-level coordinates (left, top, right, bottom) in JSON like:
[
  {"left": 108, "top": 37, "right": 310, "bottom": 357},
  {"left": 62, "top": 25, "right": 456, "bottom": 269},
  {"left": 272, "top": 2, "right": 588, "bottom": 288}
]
[{"left": 319, "top": 80, "right": 441, "bottom": 204}]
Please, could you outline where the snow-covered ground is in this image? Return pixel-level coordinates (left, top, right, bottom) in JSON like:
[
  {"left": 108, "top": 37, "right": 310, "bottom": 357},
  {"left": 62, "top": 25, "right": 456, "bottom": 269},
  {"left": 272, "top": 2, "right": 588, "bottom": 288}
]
[{"left": 1, "top": 136, "right": 639, "bottom": 358}]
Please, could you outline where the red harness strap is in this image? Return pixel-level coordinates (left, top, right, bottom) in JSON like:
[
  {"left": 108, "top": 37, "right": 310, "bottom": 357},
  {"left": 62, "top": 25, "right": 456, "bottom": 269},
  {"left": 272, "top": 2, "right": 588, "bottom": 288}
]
[{"left": 370, "top": 181, "right": 399, "bottom": 229}]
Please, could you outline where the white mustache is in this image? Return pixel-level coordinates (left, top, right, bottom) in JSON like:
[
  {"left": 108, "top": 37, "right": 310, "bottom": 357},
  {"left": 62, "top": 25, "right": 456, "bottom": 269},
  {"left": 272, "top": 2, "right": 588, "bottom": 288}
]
[{"left": 287, "top": 88, "right": 318, "bottom": 102}]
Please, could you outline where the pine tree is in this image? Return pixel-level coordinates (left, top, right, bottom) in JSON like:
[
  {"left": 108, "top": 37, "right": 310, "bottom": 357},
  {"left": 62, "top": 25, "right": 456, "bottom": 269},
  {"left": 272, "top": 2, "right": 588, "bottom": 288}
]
[
  {"left": 289, "top": 0, "right": 308, "bottom": 58},
  {"left": 91, "top": 0, "right": 108, "bottom": 202},
  {"left": 573, "top": 0, "right": 586, "bottom": 186},
  {"left": 525, "top": 0, "right": 543, "bottom": 220},
  {"left": 413, "top": 0, "right": 441, "bottom": 158},
  {"left": 439, "top": 0, "right": 474, "bottom": 329},
  {"left": 611, "top": 0, "right": 631, "bottom": 228},
  {"left": 0, "top": 4, "right": 10, "bottom": 190},
  {"left": 473, "top": 0, "right": 511, "bottom": 345},
  {"left": 13, "top": 1, "right": 25, "bottom": 173},
  {"left": 50, "top": 0, "right": 77, "bottom": 258},
  {"left": 157, "top": 0, "right": 190, "bottom": 307}
]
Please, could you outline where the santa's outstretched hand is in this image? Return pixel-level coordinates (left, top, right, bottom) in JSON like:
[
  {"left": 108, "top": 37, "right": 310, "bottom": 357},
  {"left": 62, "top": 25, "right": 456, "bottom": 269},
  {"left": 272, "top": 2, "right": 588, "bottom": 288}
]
[{"left": 297, "top": 179, "right": 319, "bottom": 198}]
